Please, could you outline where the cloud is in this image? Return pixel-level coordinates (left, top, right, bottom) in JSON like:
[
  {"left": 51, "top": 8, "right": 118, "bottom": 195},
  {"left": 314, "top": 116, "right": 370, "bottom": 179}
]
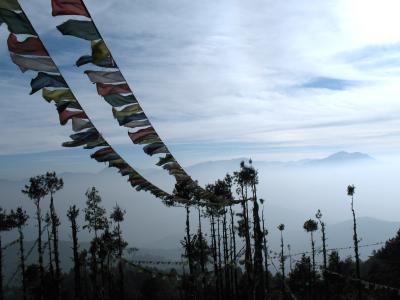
[
  {"left": 2, "top": 0, "right": 400, "bottom": 173},
  {"left": 299, "top": 77, "right": 359, "bottom": 90}
]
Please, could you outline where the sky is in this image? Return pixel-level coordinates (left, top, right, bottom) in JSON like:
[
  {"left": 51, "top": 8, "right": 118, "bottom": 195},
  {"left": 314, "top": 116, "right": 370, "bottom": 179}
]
[{"left": 2, "top": 0, "right": 400, "bottom": 181}]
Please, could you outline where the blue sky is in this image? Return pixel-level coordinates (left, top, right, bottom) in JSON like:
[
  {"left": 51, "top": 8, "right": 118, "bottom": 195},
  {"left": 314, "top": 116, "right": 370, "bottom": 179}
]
[{"left": 2, "top": 0, "right": 400, "bottom": 181}]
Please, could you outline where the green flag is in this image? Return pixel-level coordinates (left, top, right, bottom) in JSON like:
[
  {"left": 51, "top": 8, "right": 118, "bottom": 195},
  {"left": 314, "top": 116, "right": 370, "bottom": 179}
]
[
  {"left": 42, "top": 88, "right": 75, "bottom": 102},
  {"left": 112, "top": 104, "right": 143, "bottom": 118},
  {"left": 0, "top": 9, "right": 35, "bottom": 35},
  {"left": 103, "top": 94, "right": 137, "bottom": 107},
  {"left": 0, "top": 0, "right": 20, "bottom": 11},
  {"left": 92, "top": 40, "right": 111, "bottom": 64},
  {"left": 57, "top": 19, "right": 100, "bottom": 41}
]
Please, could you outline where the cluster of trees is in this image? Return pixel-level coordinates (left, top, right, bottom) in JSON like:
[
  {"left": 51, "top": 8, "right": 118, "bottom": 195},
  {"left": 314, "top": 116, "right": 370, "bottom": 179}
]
[{"left": 0, "top": 163, "right": 400, "bottom": 300}]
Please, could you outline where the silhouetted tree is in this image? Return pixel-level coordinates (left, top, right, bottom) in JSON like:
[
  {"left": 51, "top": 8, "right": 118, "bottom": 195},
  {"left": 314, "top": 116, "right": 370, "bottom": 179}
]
[
  {"left": 303, "top": 218, "right": 318, "bottom": 299},
  {"left": 0, "top": 208, "right": 16, "bottom": 300},
  {"left": 347, "top": 185, "right": 360, "bottom": 280},
  {"left": 22, "top": 175, "right": 47, "bottom": 300},
  {"left": 303, "top": 219, "right": 318, "bottom": 282},
  {"left": 288, "top": 254, "right": 312, "bottom": 299},
  {"left": 110, "top": 204, "right": 128, "bottom": 300},
  {"left": 11, "top": 207, "right": 29, "bottom": 300},
  {"left": 84, "top": 187, "right": 108, "bottom": 299},
  {"left": 277, "top": 223, "right": 286, "bottom": 295},
  {"left": 316, "top": 209, "right": 327, "bottom": 273},
  {"left": 233, "top": 161, "right": 254, "bottom": 298},
  {"left": 67, "top": 205, "right": 81, "bottom": 300},
  {"left": 261, "top": 199, "right": 270, "bottom": 295},
  {"left": 44, "top": 172, "right": 63, "bottom": 300}
]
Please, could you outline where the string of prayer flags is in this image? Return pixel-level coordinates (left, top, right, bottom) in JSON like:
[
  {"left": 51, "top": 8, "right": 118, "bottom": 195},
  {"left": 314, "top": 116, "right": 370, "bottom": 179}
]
[{"left": 3, "top": 0, "right": 174, "bottom": 203}]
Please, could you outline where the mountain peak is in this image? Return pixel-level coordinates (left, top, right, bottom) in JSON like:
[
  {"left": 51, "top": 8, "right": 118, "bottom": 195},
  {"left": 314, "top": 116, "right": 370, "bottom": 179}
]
[{"left": 322, "top": 151, "right": 374, "bottom": 162}]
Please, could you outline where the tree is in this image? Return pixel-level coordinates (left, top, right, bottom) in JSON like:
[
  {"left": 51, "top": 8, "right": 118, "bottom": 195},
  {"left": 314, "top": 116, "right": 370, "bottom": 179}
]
[
  {"left": 22, "top": 175, "right": 47, "bottom": 300},
  {"left": 316, "top": 210, "right": 327, "bottom": 273},
  {"left": 11, "top": 207, "right": 29, "bottom": 300},
  {"left": 84, "top": 187, "right": 108, "bottom": 299},
  {"left": 43, "top": 172, "right": 63, "bottom": 300},
  {"left": 110, "top": 204, "right": 128, "bottom": 300},
  {"left": 303, "top": 218, "right": 318, "bottom": 298},
  {"left": 0, "top": 208, "right": 16, "bottom": 300},
  {"left": 347, "top": 185, "right": 361, "bottom": 281},
  {"left": 67, "top": 205, "right": 82, "bottom": 300},
  {"left": 288, "top": 254, "right": 312, "bottom": 298},
  {"left": 277, "top": 223, "right": 286, "bottom": 295}
]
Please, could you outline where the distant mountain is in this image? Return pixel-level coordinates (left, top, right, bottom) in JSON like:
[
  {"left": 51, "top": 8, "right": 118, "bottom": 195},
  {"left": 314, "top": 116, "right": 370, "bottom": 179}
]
[
  {"left": 185, "top": 151, "right": 374, "bottom": 171},
  {"left": 300, "top": 151, "right": 374, "bottom": 166}
]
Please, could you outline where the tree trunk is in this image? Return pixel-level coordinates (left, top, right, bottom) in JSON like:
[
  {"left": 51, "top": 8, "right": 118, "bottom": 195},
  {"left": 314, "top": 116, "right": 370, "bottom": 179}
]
[
  {"left": 217, "top": 217, "right": 224, "bottom": 300},
  {"left": 229, "top": 206, "right": 238, "bottom": 299},
  {"left": 210, "top": 215, "right": 221, "bottom": 300},
  {"left": 185, "top": 206, "right": 193, "bottom": 275},
  {"left": 351, "top": 196, "right": 362, "bottom": 300},
  {"left": 251, "top": 185, "right": 265, "bottom": 300},
  {"left": 0, "top": 235, "right": 3, "bottom": 300},
  {"left": 222, "top": 212, "right": 231, "bottom": 299},
  {"left": 47, "top": 226, "right": 54, "bottom": 280},
  {"left": 117, "top": 222, "right": 124, "bottom": 300},
  {"left": 261, "top": 210, "right": 269, "bottom": 297},
  {"left": 70, "top": 212, "right": 82, "bottom": 300},
  {"left": 18, "top": 226, "right": 27, "bottom": 300},
  {"left": 280, "top": 231, "right": 285, "bottom": 296},
  {"left": 50, "top": 194, "right": 61, "bottom": 300},
  {"left": 36, "top": 202, "right": 44, "bottom": 300},
  {"left": 197, "top": 207, "right": 206, "bottom": 300}
]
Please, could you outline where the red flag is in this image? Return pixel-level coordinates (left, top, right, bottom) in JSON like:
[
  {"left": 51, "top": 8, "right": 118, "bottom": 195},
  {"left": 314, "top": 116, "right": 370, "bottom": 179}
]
[
  {"left": 128, "top": 127, "right": 156, "bottom": 143},
  {"left": 96, "top": 82, "right": 131, "bottom": 96},
  {"left": 7, "top": 34, "right": 48, "bottom": 56},
  {"left": 51, "top": 0, "right": 88, "bottom": 17},
  {"left": 59, "top": 110, "right": 88, "bottom": 125},
  {"left": 90, "top": 147, "right": 114, "bottom": 158}
]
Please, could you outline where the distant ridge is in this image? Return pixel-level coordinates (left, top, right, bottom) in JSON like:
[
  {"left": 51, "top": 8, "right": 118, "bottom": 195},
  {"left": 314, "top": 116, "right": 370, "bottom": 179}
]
[{"left": 186, "top": 151, "right": 375, "bottom": 169}]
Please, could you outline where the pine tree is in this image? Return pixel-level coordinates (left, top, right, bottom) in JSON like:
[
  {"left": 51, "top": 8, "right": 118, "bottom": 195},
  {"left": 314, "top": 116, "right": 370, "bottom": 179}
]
[
  {"left": 44, "top": 172, "right": 63, "bottom": 300},
  {"left": 22, "top": 175, "right": 47, "bottom": 300},
  {"left": 84, "top": 187, "right": 108, "bottom": 299},
  {"left": 303, "top": 218, "right": 318, "bottom": 298},
  {"left": 347, "top": 184, "right": 362, "bottom": 300},
  {"left": 277, "top": 223, "right": 286, "bottom": 295},
  {"left": 110, "top": 204, "right": 128, "bottom": 300}
]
